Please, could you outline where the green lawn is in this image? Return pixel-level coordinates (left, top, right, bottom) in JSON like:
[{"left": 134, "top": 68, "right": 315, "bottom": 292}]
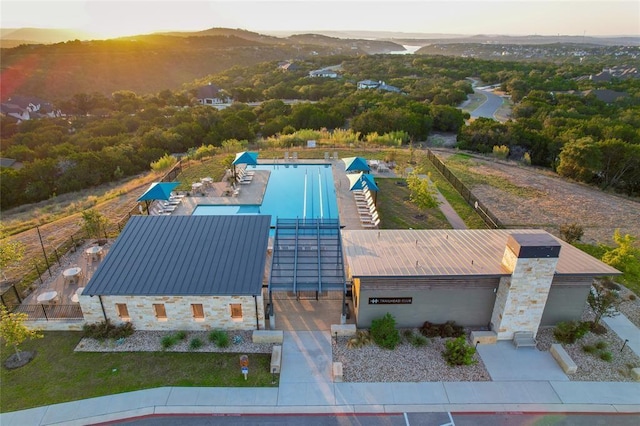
[
  {"left": 416, "top": 154, "right": 488, "bottom": 229},
  {"left": 0, "top": 332, "right": 275, "bottom": 413},
  {"left": 377, "top": 178, "right": 450, "bottom": 229}
]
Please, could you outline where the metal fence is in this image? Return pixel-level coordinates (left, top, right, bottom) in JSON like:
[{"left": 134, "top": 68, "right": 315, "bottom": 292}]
[
  {"left": 9, "top": 303, "right": 84, "bottom": 321},
  {"left": 425, "top": 149, "right": 502, "bottom": 229},
  {"left": 1, "top": 161, "right": 185, "bottom": 313}
]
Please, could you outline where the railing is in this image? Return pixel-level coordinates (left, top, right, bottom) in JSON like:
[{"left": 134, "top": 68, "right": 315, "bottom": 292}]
[
  {"left": 425, "top": 149, "right": 503, "bottom": 229},
  {"left": 9, "top": 304, "right": 84, "bottom": 321}
]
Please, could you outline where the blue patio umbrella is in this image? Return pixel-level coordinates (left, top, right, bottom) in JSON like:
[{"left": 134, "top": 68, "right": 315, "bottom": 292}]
[
  {"left": 137, "top": 182, "right": 180, "bottom": 214},
  {"left": 342, "top": 156, "right": 370, "bottom": 173},
  {"left": 347, "top": 172, "right": 379, "bottom": 204},
  {"left": 232, "top": 151, "right": 259, "bottom": 178}
]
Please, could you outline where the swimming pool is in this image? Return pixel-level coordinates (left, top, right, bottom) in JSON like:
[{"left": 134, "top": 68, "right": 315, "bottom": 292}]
[{"left": 192, "top": 163, "right": 338, "bottom": 226}]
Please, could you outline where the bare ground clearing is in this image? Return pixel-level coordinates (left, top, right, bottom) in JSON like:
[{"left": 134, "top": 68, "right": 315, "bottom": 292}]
[{"left": 433, "top": 149, "right": 640, "bottom": 247}]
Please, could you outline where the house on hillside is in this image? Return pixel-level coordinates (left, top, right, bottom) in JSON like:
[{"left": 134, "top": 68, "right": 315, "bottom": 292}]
[
  {"left": 583, "top": 89, "right": 629, "bottom": 104},
  {"left": 0, "top": 158, "right": 24, "bottom": 170},
  {"left": 80, "top": 215, "right": 271, "bottom": 331},
  {"left": 196, "top": 83, "right": 230, "bottom": 105},
  {"left": 309, "top": 68, "right": 339, "bottom": 78},
  {"left": 279, "top": 62, "right": 302, "bottom": 72},
  {"left": 357, "top": 79, "right": 402, "bottom": 93},
  {"left": 1, "top": 95, "right": 60, "bottom": 122}
]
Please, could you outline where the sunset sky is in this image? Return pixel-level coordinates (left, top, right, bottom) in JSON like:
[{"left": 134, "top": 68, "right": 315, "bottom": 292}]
[{"left": 2, "top": 0, "right": 639, "bottom": 39}]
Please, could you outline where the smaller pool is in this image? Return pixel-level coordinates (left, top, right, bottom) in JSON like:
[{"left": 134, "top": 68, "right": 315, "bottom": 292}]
[
  {"left": 193, "top": 163, "right": 338, "bottom": 227},
  {"left": 193, "top": 205, "right": 261, "bottom": 215}
]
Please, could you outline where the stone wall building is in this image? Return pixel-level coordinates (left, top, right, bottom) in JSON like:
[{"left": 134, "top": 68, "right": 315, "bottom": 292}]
[{"left": 80, "top": 215, "right": 270, "bottom": 331}]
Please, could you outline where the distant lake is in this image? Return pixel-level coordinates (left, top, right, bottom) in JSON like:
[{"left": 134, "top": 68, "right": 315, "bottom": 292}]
[{"left": 390, "top": 45, "right": 423, "bottom": 55}]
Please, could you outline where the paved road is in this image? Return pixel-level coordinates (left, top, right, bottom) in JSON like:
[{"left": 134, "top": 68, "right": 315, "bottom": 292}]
[
  {"left": 116, "top": 412, "right": 640, "bottom": 426},
  {"left": 469, "top": 88, "right": 504, "bottom": 119}
]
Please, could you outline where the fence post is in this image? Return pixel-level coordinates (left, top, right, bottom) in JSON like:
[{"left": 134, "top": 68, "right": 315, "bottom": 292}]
[
  {"left": 13, "top": 284, "right": 22, "bottom": 303},
  {"left": 36, "top": 226, "right": 52, "bottom": 277},
  {"left": 41, "top": 304, "right": 49, "bottom": 321},
  {"left": 34, "top": 263, "right": 43, "bottom": 285},
  {"left": 54, "top": 248, "right": 61, "bottom": 266}
]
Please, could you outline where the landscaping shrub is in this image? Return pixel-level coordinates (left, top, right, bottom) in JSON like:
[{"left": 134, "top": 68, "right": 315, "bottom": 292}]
[
  {"left": 161, "top": 335, "right": 177, "bottom": 349},
  {"left": 443, "top": 336, "right": 477, "bottom": 366},
  {"left": 346, "top": 330, "right": 373, "bottom": 349},
  {"left": 420, "top": 320, "right": 464, "bottom": 338},
  {"left": 599, "top": 351, "right": 613, "bottom": 362},
  {"left": 402, "top": 329, "right": 415, "bottom": 340},
  {"left": 595, "top": 341, "right": 608, "bottom": 350},
  {"left": 189, "top": 338, "right": 203, "bottom": 350},
  {"left": 370, "top": 313, "right": 401, "bottom": 350},
  {"left": 560, "top": 223, "right": 584, "bottom": 243},
  {"left": 553, "top": 321, "right": 590, "bottom": 344},
  {"left": 216, "top": 333, "right": 230, "bottom": 348},
  {"left": 410, "top": 334, "right": 428, "bottom": 348},
  {"left": 82, "top": 320, "right": 134, "bottom": 340},
  {"left": 581, "top": 344, "right": 597, "bottom": 354},
  {"left": 175, "top": 330, "right": 187, "bottom": 340},
  {"left": 209, "top": 330, "right": 226, "bottom": 343}
]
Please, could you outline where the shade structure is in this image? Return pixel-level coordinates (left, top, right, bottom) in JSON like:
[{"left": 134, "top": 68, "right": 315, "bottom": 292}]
[
  {"left": 347, "top": 173, "right": 379, "bottom": 192},
  {"left": 137, "top": 182, "right": 180, "bottom": 202},
  {"left": 232, "top": 151, "right": 258, "bottom": 166},
  {"left": 342, "top": 156, "right": 370, "bottom": 173}
]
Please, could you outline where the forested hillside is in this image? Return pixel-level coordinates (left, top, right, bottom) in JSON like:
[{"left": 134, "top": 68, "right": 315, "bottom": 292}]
[{"left": 1, "top": 53, "right": 638, "bottom": 211}]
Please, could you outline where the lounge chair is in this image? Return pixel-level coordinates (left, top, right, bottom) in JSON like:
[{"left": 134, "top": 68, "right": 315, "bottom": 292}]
[
  {"left": 362, "top": 218, "right": 381, "bottom": 229},
  {"left": 156, "top": 202, "right": 176, "bottom": 212},
  {"left": 285, "top": 151, "right": 289, "bottom": 160},
  {"left": 324, "top": 152, "right": 330, "bottom": 161},
  {"left": 333, "top": 151, "right": 338, "bottom": 160},
  {"left": 292, "top": 152, "right": 298, "bottom": 161}
]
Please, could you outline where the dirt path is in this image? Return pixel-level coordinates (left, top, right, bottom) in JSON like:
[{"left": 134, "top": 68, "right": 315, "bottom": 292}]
[{"left": 433, "top": 149, "right": 640, "bottom": 246}]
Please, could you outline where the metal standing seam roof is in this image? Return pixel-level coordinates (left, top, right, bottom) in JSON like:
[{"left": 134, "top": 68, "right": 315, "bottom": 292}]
[
  {"left": 83, "top": 215, "right": 271, "bottom": 296},
  {"left": 342, "top": 229, "right": 621, "bottom": 278}
]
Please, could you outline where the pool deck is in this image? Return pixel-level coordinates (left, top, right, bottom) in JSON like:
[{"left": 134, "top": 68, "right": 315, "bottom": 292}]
[{"left": 172, "top": 159, "right": 376, "bottom": 230}]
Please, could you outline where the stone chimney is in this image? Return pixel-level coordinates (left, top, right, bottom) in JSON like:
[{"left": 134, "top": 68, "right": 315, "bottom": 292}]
[{"left": 490, "top": 233, "right": 561, "bottom": 340}]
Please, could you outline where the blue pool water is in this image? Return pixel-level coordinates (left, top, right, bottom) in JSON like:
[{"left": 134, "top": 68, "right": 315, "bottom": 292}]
[{"left": 192, "top": 163, "right": 338, "bottom": 226}]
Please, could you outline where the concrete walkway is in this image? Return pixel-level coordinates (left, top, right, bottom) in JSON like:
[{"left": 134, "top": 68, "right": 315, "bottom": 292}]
[
  {"left": 2, "top": 327, "right": 640, "bottom": 425},
  {"left": 604, "top": 315, "right": 640, "bottom": 357}
]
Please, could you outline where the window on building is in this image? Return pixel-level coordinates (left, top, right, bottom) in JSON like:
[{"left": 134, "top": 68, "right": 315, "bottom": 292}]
[
  {"left": 230, "top": 303, "right": 243, "bottom": 319},
  {"left": 116, "top": 303, "right": 129, "bottom": 320},
  {"left": 191, "top": 304, "right": 204, "bottom": 320},
  {"left": 153, "top": 304, "right": 167, "bottom": 320}
]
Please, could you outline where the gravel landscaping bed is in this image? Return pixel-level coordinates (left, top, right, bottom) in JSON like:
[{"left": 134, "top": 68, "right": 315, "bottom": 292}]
[
  {"left": 75, "top": 330, "right": 273, "bottom": 354},
  {"left": 536, "top": 294, "right": 640, "bottom": 382},
  {"left": 333, "top": 331, "right": 491, "bottom": 382}
]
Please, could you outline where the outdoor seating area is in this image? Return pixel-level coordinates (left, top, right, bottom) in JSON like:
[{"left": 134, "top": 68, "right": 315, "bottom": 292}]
[
  {"left": 149, "top": 192, "right": 184, "bottom": 215},
  {"left": 353, "top": 183, "right": 380, "bottom": 228},
  {"left": 236, "top": 167, "right": 254, "bottom": 185}
]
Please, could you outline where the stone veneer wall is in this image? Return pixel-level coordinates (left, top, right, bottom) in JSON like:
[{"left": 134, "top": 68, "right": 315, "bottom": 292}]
[
  {"left": 490, "top": 246, "right": 559, "bottom": 340},
  {"left": 79, "top": 294, "right": 265, "bottom": 331}
]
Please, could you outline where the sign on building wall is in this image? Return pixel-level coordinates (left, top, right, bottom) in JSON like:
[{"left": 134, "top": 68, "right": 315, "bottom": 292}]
[{"left": 368, "top": 297, "right": 413, "bottom": 305}]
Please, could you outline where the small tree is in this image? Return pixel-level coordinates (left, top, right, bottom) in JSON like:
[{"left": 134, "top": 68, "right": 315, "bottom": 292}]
[
  {"left": 588, "top": 282, "right": 621, "bottom": 329},
  {"left": 150, "top": 153, "right": 177, "bottom": 172},
  {"left": 81, "top": 209, "right": 109, "bottom": 239},
  {"left": 406, "top": 171, "right": 440, "bottom": 210},
  {"left": 559, "top": 223, "right": 584, "bottom": 244},
  {"left": 0, "top": 305, "right": 43, "bottom": 361},
  {"left": 0, "top": 226, "right": 25, "bottom": 281}
]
